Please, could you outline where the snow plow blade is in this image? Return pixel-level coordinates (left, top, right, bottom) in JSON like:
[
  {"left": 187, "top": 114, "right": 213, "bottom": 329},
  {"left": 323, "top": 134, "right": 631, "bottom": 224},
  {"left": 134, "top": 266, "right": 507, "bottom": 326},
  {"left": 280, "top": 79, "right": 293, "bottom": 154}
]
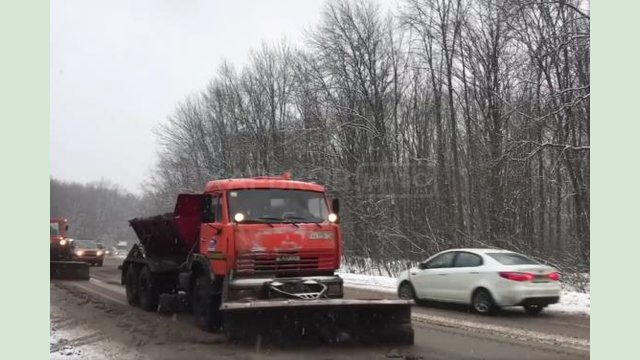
[
  {"left": 221, "top": 299, "right": 414, "bottom": 346},
  {"left": 50, "top": 261, "right": 90, "bottom": 280}
]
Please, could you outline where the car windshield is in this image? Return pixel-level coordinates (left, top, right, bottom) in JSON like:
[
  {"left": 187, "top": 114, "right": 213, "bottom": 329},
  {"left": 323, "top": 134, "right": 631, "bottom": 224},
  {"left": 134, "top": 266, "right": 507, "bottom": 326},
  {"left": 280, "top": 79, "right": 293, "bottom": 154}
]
[
  {"left": 75, "top": 240, "right": 98, "bottom": 249},
  {"left": 228, "top": 189, "right": 329, "bottom": 223},
  {"left": 50, "top": 222, "right": 60, "bottom": 236},
  {"left": 487, "top": 252, "right": 539, "bottom": 265}
]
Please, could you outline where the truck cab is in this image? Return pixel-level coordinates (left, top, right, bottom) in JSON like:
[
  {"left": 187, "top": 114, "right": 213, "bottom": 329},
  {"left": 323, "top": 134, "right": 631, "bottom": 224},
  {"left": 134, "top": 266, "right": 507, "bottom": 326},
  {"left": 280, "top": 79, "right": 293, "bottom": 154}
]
[
  {"left": 196, "top": 176, "right": 343, "bottom": 300},
  {"left": 50, "top": 218, "right": 71, "bottom": 261}
]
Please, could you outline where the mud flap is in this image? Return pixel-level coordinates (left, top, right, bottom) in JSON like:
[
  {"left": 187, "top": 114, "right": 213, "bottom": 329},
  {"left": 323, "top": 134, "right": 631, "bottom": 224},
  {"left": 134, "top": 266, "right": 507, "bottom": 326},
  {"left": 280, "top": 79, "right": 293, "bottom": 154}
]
[
  {"left": 157, "top": 292, "right": 190, "bottom": 315},
  {"left": 221, "top": 299, "right": 414, "bottom": 346},
  {"left": 50, "top": 261, "right": 90, "bottom": 280}
]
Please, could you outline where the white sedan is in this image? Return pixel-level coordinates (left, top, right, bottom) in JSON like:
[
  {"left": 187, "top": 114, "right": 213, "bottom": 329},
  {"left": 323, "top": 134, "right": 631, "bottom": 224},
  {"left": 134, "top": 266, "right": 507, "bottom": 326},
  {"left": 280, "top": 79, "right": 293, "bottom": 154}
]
[{"left": 396, "top": 248, "right": 561, "bottom": 314}]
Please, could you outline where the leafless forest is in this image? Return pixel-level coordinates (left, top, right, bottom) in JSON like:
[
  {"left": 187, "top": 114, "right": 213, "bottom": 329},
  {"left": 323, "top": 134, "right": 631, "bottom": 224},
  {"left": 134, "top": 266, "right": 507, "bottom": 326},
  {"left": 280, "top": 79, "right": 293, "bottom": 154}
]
[
  {"left": 50, "top": 179, "right": 143, "bottom": 243},
  {"left": 54, "top": 0, "right": 590, "bottom": 276}
]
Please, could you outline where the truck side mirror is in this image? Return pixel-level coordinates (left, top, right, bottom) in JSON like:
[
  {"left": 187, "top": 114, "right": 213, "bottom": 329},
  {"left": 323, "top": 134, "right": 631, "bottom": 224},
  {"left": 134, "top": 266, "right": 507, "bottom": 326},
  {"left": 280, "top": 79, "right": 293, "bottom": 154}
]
[{"left": 331, "top": 198, "right": 340, "bottom": 214}]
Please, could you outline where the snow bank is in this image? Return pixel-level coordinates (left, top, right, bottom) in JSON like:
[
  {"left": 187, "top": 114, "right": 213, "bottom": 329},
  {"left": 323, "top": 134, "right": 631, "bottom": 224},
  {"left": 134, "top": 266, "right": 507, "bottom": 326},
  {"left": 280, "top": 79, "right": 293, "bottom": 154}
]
[
  {"left": 547, "top": 290, "right": 590, "bottom": 315},
  {"left": 337, "top": 271, "right": 590, "bottom": 315},
  {"left": 337, "top": 272, "right": 397, "bottom": 293}
]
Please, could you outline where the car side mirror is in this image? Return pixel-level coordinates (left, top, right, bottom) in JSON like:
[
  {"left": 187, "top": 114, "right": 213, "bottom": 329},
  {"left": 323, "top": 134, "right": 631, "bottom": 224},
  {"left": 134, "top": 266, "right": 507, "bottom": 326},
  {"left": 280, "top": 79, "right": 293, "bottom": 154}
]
[{"left": 418, "top": 262, "right": 428, "bottom": 270}]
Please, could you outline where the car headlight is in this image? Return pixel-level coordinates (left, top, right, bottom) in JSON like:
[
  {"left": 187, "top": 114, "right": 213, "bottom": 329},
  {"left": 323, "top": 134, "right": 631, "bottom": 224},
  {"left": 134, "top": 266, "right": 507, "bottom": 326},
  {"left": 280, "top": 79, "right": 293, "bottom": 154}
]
[
  {"left": 59, "top": 239, "right": 67, "bottom": 246},
  {"left": 76, "top": 250, "right": 84, "bottom": 256},
  {"left": 97, "top": 250, "right": 103, "bottom": 256}
]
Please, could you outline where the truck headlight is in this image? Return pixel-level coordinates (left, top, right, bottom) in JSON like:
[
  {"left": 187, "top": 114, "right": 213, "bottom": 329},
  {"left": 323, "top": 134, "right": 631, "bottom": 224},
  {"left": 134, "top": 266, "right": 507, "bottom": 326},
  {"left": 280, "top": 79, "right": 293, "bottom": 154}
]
[
  {"left": 59, "top": 239, "right": 67, "bottom": 246},
  {"left": 328, "top": 213, "right": 338, "bottom": 223}
]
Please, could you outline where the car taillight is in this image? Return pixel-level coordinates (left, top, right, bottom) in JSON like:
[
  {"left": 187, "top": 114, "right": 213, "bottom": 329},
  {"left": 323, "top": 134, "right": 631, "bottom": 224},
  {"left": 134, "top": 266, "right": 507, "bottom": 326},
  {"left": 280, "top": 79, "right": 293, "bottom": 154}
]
[
  {"left": 547, "top": 272, "right": 560, "bottom": 281},
  {"left": 499, "top": 272, "right": 535, "bottom": 281}
]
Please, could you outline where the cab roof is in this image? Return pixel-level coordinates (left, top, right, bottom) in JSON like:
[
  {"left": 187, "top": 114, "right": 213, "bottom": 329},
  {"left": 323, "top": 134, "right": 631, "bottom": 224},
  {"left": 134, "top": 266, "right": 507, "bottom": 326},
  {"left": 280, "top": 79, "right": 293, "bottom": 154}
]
[{"left": 204, "top": 178, "right": 325, "bottom": 193}]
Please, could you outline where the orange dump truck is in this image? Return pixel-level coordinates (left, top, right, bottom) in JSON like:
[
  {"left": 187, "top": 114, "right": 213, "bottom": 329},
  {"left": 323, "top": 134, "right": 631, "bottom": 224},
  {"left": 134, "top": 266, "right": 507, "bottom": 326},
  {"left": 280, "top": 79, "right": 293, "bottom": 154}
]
[
  {"left": 120, "top": 174, "right": 414, "bottom": 344},
  {"left": 50, "top": 218, "right": 89, "bottom": 280}
]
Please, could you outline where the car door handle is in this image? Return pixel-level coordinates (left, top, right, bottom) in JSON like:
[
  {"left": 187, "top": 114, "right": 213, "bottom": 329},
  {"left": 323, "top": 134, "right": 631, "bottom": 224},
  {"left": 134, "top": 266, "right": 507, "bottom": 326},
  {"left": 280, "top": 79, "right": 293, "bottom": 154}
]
[
  {"left": 469, "top": 271, "right": 479, "bottom": 274},
  {"left": 437, "top": 273, "right": 448, "bottom": 276},
  {"left": 410, "top": 272, "right": 418, "bottom": 275}
]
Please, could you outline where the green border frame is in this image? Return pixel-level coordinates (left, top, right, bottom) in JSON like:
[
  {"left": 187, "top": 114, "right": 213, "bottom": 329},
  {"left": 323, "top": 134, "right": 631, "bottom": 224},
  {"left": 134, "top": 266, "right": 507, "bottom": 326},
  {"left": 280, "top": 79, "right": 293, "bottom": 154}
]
[
  {"left": 591, "top": 0, "right": 638, "bottom": 358},
  {"left": 0, "top": 0, "right": 637, "bottom": 358},
  {"left": 0, "top": 0, "right": 48, "bottom": 358}
]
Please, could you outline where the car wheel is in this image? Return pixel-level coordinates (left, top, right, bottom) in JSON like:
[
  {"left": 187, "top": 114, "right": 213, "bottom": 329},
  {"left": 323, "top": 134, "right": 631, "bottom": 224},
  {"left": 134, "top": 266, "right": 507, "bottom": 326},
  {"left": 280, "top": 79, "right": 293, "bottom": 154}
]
[
  {"left": 524, "top": 304, "right": 544, "bottom": 314},
  {"left": 138, "top": 266, "right": 159, "bottom": 311},
  {"left": 125, "top": 266, "right": 139, "bottom": 306},
  {"left": 472, "top": 288, "right": 497, "bottom": 314},
  {"left": 398, "top": 282, "right": 416, "bottom": 300}
]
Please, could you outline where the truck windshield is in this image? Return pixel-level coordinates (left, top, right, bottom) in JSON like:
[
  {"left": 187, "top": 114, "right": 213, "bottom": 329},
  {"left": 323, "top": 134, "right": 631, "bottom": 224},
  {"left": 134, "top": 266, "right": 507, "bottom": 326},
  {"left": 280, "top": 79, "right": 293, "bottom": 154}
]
[
  {"left": 228, "top": 189, "right": 329, "bottom": 223},
  {"left": 50, "top": 222, "right": 60, "bottom": 236}
]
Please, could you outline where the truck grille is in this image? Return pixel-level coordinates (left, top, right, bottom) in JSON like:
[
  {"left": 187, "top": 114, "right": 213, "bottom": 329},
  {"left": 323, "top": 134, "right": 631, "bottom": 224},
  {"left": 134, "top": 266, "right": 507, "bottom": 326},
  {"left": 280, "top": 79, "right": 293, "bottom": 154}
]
[{"left": 236, "top": 250, "right": 335, "bottom": 275}]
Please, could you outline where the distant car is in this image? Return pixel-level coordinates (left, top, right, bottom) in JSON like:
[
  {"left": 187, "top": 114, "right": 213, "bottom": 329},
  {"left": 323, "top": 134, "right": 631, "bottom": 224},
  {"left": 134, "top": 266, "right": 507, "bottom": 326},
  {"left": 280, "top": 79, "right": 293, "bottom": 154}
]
[
  {"left": 72, "top": 239, "right": 104, "bottom": 266},
  {"left": 396, "top": 248, "right": 561, "bottom": 314},
  {"left": 113, "top": 242, "right": 129, "bottom": 256}
]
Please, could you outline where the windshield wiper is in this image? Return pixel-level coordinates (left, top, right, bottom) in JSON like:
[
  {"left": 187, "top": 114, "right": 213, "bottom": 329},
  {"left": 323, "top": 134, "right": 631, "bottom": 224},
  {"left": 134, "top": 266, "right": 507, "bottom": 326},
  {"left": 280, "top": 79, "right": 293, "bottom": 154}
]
[
  {"left": 243, "top": 217, "right": 275, "bottom": 227},
  {"left": 282, "top": 215, "right": 325, "bottom": 228},
  {"left": 257, "top": 216, "right": 282, "bottom": 222}
]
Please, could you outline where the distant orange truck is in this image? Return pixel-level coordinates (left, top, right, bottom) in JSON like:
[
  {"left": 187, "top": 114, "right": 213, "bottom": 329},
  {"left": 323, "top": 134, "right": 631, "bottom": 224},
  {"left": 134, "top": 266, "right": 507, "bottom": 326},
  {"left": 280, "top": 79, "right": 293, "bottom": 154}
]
[
  {"left": 50, "top": 218, "right": 72, "bottom": 261},
  {"left": 50, "top": 218, "right": 90, "bottom": 280}
]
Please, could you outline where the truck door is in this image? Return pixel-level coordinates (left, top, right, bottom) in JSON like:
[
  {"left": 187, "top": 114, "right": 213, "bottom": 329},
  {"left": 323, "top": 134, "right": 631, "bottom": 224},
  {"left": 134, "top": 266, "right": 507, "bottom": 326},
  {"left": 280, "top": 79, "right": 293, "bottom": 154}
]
[{"left": 200, "top": 192, "right": 229, "bottom": 276}]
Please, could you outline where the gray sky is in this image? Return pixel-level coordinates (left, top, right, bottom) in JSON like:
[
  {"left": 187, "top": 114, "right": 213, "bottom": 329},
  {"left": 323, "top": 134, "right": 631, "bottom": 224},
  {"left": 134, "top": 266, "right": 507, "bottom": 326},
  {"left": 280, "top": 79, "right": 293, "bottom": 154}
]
[{"left": 51, "top": 0, "right": 328, "bottom": 195}]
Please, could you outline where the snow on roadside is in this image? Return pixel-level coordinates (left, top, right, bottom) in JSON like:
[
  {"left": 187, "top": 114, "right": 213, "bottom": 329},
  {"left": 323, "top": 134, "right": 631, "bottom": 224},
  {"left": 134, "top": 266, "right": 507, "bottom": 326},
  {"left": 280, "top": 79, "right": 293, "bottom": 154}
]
[
  {"left": 547, "top": 291, "right": 590, "bottom": 315},
  {"left": 337, "top": 272, "right": 397, "bottom": 294},
  {"left": 337, "top": 271, "right": 590, "bottom": 315}
]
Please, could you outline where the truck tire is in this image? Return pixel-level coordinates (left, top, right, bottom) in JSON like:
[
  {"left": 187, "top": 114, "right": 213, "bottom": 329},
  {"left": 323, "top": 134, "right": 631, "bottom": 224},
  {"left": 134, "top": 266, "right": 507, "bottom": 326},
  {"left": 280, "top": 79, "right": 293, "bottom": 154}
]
[
  {"left": 138, "top": 266, "right": 159, "bottom": 312},
  {"left": 125, "top": 265, "right": 139, "bottom": 306},
  {"left": 193, "top": 275, "right": 222, "bottom": 332}
]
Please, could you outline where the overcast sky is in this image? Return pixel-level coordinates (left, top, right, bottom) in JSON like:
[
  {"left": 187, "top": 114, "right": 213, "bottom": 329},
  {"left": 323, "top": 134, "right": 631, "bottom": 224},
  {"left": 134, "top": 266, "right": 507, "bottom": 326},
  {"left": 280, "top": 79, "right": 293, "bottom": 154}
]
[{"left": 51, "top": 0, "right": 332, "bottom": 195}]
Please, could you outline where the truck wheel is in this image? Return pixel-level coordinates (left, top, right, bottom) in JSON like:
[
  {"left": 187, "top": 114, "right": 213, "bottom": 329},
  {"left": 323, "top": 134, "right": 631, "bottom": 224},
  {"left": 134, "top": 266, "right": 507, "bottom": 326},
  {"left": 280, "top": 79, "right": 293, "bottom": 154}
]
[
  {"left": 138, "top": 266, "right": 159, "bottom": 311},
  {"left": 193, "top": 275, "right": 222, "bottom": 332},
  {"left": 125, "top": 266, "right": 139, "bottom": 306}
]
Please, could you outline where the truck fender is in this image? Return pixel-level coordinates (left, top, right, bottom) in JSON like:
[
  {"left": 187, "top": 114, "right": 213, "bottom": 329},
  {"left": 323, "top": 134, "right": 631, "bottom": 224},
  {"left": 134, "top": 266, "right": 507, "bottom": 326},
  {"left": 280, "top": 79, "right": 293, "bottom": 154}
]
[
  {"left": 182, "top": 254, "right": 224, "bottom": 296},
  {"left": 189, "top": 254, "right": 212, "bottom": 279}
]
